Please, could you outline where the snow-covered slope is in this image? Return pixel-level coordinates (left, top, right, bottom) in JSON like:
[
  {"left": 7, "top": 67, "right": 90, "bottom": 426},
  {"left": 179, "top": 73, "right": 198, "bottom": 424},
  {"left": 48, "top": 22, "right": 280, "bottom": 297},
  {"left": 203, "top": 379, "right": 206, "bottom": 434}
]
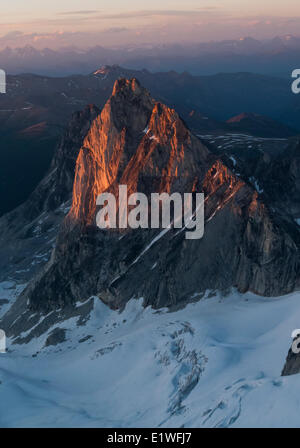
[{"left": 0, "top": 286, "right": 299, "bottom": 428}]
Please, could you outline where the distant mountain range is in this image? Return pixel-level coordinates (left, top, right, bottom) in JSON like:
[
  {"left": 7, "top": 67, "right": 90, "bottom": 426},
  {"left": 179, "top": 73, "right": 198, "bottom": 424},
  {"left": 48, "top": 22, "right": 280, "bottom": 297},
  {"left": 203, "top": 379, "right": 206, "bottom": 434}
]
[{"left": 2, "top": 35, "right": 300, "bottom": 76}]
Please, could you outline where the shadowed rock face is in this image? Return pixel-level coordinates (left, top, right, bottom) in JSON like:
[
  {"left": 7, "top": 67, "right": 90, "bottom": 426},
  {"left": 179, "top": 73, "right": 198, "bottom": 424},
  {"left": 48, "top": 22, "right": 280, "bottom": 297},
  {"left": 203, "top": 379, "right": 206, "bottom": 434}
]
[
  {"left": 8, "top": 78, "right": 300, "bottom": 315},
  {"left": 263, "top": 139, "right": 300, "bottom": 220},
  {"left": 282, "top": 346, "right": 300, "bottom": 376},
  {"left": 0, "top": 103, "right": 100, "bottom": 283},
  {"left": 0, "top": 103, "right": 100, "bottom": 232}
]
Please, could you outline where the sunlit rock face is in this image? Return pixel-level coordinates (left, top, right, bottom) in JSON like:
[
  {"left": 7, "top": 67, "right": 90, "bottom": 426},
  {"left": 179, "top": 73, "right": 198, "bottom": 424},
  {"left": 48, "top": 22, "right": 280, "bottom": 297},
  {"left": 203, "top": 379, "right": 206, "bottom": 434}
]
[
  {"left": 13, "top": 78, "right": 300, "bottom": 315},
  {"left": 69, "top": 78, "right": 209, "bottom": 226}
]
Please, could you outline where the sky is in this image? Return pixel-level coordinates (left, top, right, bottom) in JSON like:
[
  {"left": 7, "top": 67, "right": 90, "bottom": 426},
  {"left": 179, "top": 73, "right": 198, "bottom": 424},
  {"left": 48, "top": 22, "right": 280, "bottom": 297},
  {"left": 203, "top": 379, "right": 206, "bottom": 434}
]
[{"left": 1, "top": 0, "right": 300, "bottom": 48}]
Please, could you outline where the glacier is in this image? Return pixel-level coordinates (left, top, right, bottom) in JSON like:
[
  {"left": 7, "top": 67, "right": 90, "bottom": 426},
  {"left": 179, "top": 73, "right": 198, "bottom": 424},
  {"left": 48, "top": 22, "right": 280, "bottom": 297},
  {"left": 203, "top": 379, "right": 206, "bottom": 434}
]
[{"left": 0, "top": 283, "right": 300, "bottom": 428}]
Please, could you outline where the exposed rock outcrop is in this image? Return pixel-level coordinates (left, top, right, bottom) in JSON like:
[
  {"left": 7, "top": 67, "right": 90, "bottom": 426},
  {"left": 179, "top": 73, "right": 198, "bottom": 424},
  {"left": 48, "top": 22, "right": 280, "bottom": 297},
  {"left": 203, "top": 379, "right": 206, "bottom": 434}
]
[
  {"left": 263, "top": 139, "right": 300, "bottom": 220},
  {"left": 282, "top": 342, "right": 300, "bottom": 376}
]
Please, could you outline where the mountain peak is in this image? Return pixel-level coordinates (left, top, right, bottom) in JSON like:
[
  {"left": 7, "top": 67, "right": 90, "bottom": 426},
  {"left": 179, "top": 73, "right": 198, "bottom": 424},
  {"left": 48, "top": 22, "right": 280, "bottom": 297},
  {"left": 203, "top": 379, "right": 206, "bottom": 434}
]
[
  {"left": 93, "top": 64, "right": 121, "bottom": 76},
  {"left": 227, "top": 112, "right": 259, "bottom": 123},
  {"left": 69, "top": 78, "right": 204, "bottom": 225},
  {"left": 112, "top": 77, "right": 143, "bottom": 97}
]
